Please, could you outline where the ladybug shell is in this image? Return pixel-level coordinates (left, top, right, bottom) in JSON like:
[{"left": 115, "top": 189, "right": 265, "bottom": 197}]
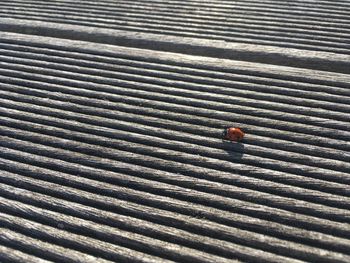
[{"left": 223, "top": 127, "right": 245, "bottom": 142}]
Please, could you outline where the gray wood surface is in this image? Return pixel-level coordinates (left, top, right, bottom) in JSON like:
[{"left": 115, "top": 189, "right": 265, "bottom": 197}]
[
  {"left": 0, "top": 19, "right": 349, "bottom": 73},
  {"left": 0, "top": 1, "right": 349, "bottom": 262}
]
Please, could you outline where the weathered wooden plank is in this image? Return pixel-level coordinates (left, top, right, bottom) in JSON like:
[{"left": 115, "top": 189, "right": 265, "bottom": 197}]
[
  {"left": 1, "top": 0, "right": 350, "bottom": 48},
  {"left": 1, "top": 148, "right": 350, "bottom": 240},
  {"left": 1, "top": 81, "right": 349, "bottom": 163},
  {"left": 0, "top": 228, "right": 112, "bottom": 263},
  {"left": 1, "top": 96, "right": 350, "bottom": 190},
  {"left": 0, "top": 212, "right": 174, "bottom": 263},
  {"left": 1, "top": 52, "right": 350, "bottom": 123},
  {"left": 1, "top": 113, "right": 350, "bottom": 207},
  {"left": 1, "top": 32, "right": 350, "bottom": 85},
  {"left": 0, "top": 5, "right": 347, "bottom": 49},
  {"left": 0, "top": 183, "right": 304, "bottom": 263},
  {"left": 0, "top": 11, "right": 349, "bottom": 262},
  {"left": 1, "top": 72, "right": 350, "bottom": 148},
  {"left": 0, "top": 19, "right": 349, "bottom": 73},
  {"left": 0, "top": 183, "right": 348, "bottom": 262},
  {"left": 1, "top": 45, "right": 350, "bottom": 103},
  {"left": 1, "top": 169, "right": 350, "bottom": 257},
  {"left": 0, "top": 197, "right": 252, "bottom": 263},
  {"left": 0, "top": 244, "right": 53, "bottom": 263}
]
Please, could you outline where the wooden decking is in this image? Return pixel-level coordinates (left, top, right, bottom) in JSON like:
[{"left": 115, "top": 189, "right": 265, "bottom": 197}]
[{"left": 0, "top": 1, "right": 349, "bottom": 262}]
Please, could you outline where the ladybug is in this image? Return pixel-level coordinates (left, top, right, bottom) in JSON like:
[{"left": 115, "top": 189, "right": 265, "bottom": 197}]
[{"left": 222, "top": 127, "right": 245, "bottom": 142}]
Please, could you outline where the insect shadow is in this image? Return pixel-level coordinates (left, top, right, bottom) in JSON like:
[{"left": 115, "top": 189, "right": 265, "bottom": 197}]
[{"left": 222, "top": 140, "right": 245, "bottom": 161}]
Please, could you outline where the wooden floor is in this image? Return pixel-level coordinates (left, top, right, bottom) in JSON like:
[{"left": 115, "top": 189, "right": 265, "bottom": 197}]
[{"left": 0, "top": 1, "right": 350, "bottom": 262}]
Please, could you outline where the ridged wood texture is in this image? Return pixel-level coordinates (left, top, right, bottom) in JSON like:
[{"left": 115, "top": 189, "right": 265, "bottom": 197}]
[
  {"left": 0, "top": 0, "right": 350, "bottom": 54},
  {"left": 0, "top": 1, "right": 349, "bottom": 262},
  {"left": 0, "top": 0, "right": 350, "bottom": 73}
]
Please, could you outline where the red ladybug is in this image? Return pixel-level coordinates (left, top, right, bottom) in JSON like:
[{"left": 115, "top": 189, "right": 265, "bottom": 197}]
[{"left": 222, "top": 127, "right": 245, "bottom": 142}]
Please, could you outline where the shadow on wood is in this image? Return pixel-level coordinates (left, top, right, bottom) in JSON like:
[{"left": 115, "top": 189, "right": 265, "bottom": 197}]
[{"left": 222, "top": 140, "right": 245, "bottom": 161}]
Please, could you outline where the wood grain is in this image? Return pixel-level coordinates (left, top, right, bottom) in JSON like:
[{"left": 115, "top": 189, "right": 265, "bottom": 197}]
[{"left": 0, "top": 3, "right": 349, "bottom": 262}]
